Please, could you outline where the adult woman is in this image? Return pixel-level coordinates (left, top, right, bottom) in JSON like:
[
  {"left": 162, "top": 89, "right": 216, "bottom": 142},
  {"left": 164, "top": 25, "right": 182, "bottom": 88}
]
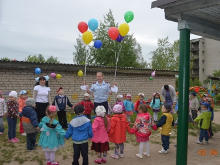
[
  {"left": 33, "top": 76, "right": 51, "bottom": 122},
  {"left": 161, "top": 85, "right": 176, "bottom": 110}
]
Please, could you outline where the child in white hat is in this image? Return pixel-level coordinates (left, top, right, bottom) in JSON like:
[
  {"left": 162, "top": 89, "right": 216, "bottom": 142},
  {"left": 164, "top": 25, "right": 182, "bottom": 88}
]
[
  {"left": 7, "top": 91, "right": 19, "bottom": 143},
  {"left": 79, "top": 93, "right": 94, "bottom": 119}
]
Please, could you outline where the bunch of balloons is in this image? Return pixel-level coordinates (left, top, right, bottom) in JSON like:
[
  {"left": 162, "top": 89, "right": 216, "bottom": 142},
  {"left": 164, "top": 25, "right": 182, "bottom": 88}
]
[
  {"left": 78, "top": 18, "right": 102, "bottom": 49},
  {"left": 108, "top": 11, "right": 134, "bottom": 42}
]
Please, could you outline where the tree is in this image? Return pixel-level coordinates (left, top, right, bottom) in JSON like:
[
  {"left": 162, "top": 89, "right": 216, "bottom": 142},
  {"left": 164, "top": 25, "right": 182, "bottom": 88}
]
[
  {"left": 151, "top": 37, "right": 179, "bottom": 70},
  {"left": 73, "top": 10, "right": 147, "bottom": 68},
  {"left": 25, "top": 54, "right": 60, "bottom": 63},
  {"left": 46, "top": 56, "right": 60, "bottom": 64}
]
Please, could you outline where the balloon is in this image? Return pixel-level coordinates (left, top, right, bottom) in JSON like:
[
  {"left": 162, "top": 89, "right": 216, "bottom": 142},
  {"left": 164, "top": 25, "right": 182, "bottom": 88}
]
[
  {"left": 82, "top": 31, "right": 93, "bottom": 45},
  {"left": 119, "top": 23, "right": 129, "bottom": 36},
  {"left": 94, "top": 40, "right": 102, "bottom": 49},
  {"left": 124, "top": 11, "right": 134, "bottom": 23},
  {"left": 56, "top": 74, "right": 62, "bottom": 79},
  {"left": 116, "top": 34, "right": 124, "bottom": 42},
  {"left": 88, "top": 18, "right": 98, "bottom": 31},
  {"left": 149, "top": 76, "right": 153, "bottom": 80},
  {"left": 77, "top": 70, "right": 83, "bottom": 77},
  {"left": 50, "top": 72, "right": 56, "bottom": 78},
  {"left": 108, "top": 27, "right": 119, "bottom": 40},
  {"left": 35, "top": 68, "right": 41, "bottom": 74},
  {"left": 151, "top": 71, "right": 156, "bottom": 77},
  {"left": 78, "top": 21, "right": 88, "bottom": 33}
]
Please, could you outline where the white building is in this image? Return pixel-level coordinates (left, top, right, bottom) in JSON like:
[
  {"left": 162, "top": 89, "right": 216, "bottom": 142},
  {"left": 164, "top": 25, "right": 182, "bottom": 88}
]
[{"left": 191, "top": 38, "right": 220, "bottom": 83}]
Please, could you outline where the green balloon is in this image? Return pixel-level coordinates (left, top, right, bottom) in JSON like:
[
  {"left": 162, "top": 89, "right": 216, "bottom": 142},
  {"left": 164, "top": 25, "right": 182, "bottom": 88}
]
[
  {"left": 124, "top": 11, "right": 134, "bottom": 23},
  {"left": 149, "top": 76, "right": 153, "bottom": 80}
]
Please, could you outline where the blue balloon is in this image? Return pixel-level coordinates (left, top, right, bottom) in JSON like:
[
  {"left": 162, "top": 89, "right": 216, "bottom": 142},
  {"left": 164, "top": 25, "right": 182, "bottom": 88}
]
[
  {"left": 94, "top": 40, "right": 102, "bottom": 49},
  {"left": 35, "top": 68, "right": 41, "bottom": 74},
  {"left": 116, "top": 34, "right": 124, "bottom": 42},
  {"left": 88, "top": 18, "right": 98, "bottom": 31}
]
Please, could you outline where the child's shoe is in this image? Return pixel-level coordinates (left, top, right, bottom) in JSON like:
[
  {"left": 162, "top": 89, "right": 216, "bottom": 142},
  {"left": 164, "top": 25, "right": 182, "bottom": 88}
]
[
  {"left": 21, "top": 133, "right": 26, "bottom": 136},
  {"left": 119, "top": 153, "right": 124, "bottom": 158},
  {"left": 12, "top": 137, "right": 19, "bottom": 143},
  {"left": 143, "top": 152, "right": 150, "bottom": 157},
  {"left": 196, "top": 140, "right": 203, "bottom": 144},
  {"left": 101, "top": 157, "right": 107, "bottom": 163},
  {"left": 111, "top": 154, "right": 119, "bottom": 159},
  {"left": 47, "top": 161, "right": 51, "bottom": 165},
  {"left": 94, "top": 158, "right": 102, "bottom": 164},
  {"left": 0, "top": 132, "right": 3, "bottom": 135},
  {"left": 8, "top": 139, "right": 13, "bottom": 143},
  {"left": 158, "top": 148, "right": 168, "bottom": 154},
  {"left": 136, "top": 153, "right": 143, "bottom": 159},
  {"left": 51, "top": 162, "right": 59, "bottom": 165}
]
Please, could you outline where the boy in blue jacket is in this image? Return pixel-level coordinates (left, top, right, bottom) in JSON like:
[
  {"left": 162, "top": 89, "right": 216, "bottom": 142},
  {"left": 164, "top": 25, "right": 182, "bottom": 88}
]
[
  {"left": 65, "top": 104, "right": 93, "bottom": 165},
  {"left": 19, "top": 98, "right": 39, "bottom": 150}
]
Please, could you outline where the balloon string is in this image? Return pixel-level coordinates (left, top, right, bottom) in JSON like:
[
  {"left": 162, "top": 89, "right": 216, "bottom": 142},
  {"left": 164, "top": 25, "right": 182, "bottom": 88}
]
[
  {"left": 84, "top": 47, "right": 89, "bottom": 84},
  {"left": 114, "top": 45, "right": 122, "bottom": 82}
]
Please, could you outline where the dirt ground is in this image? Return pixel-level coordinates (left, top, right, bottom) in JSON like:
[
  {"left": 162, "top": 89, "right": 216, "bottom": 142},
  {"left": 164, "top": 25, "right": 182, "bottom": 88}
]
[{"left": 2, "top": 112, "right": 220, "bottom": 165}]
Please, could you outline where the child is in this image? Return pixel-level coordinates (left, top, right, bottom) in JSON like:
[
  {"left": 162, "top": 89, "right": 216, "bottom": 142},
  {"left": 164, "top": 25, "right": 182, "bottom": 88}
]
[
  {"left": 79, "top": 93, "right": 94, "bottom": 119},
  {"left": 156, "top": 104, "right": 174, "bottom": 154},
  {"left": 115, "top": 95, "right": 125, "bottom": 111},
  {"left": 194, "top": 103, "right": 212, "bottom": 144},
  {"left": 20, "top": 98, "right": 39, "bottom": 150},
  {"left": 123, "top": 93, "right": 134, "bottom": 122},
  {"left": 0, "top": 91, "right": 7, "bottom": 134},
  {"left": 38, "top": 105, "right": 66, "bottom": 165},
  {"left": 150, "top": 92, "right": 163, "bottom": 122},
  {"left": 134, "top": 93, "right": 146, "bottom": 112},
  {"left": 7, "top": 91, "right": 19, "bottom": 143},
  {"left": 65, "top": 104, "right": 93, "bottom": 165},
  {"left": 52, "top": 87, "right": 73, "bottom": 129},
  {"left": 131, "top": 104, "right": 156, "bottom": 159},
  {"left": 109, "top": 104, "right": 131, "bottom": 159},
  {"left": 18, "top": 90, "right": 28, "bottom": 136},
  {"left": 91, "top": 106, "right": 110, "bottom": 164}
]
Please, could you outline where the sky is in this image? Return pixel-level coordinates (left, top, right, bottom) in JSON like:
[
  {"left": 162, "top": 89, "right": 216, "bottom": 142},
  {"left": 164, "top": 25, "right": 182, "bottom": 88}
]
[{"left": 0, "top": 0, "right": 199, "bottom": 64}]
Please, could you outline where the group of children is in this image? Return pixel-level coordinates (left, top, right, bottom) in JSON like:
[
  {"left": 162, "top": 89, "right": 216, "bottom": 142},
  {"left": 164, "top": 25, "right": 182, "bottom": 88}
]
[{"left": 0, "top": 87, "right": 214, "bottom": 165}]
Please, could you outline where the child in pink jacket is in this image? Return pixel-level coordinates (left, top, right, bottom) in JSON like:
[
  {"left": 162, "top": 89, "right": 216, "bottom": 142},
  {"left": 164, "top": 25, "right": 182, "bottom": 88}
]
[{"left": 91, "top": 106, "right": 110, "bottom": 164}]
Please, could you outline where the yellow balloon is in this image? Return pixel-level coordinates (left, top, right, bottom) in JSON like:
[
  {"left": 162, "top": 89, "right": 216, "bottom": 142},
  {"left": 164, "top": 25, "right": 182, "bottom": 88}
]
[
  {"left": 82, "top": 31, "right": 93, "bottom": 45},
  {"left": 119, "top": 23, "right": 129, "bottom": 36},
  {"left": 56, "top": 74, "right": 62, "bottom": 79},
  {"left": 77, "top": 70, "right": 84, "bottom": 77}
]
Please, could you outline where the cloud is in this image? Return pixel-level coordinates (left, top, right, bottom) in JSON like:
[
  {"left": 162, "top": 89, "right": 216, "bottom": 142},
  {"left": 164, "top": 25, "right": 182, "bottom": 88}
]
[{"left": 0, "top": 0, "right": 200, "bottom": 64}]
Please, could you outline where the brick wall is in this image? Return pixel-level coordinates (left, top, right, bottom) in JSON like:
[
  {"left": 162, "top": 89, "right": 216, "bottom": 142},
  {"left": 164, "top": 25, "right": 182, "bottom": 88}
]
[{"left": 0, "top": 61, "right": 177, "bottom": 107}]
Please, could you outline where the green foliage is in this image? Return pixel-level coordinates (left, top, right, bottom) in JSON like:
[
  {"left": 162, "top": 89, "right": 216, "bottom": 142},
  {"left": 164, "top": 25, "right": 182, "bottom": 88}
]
[
  {"left": 0, "top": 57, "right": 11, "bottom": 61},
  {"left": 151, "top": 37, "right": 179, "bottom": 70},
  {"left": 215, "top": 93, "right": 220, "bottom": 101},
  {"left": 213, "top": 70, "right": 220, "bottom": 77},
  {"left": 25, "top": 54, "right": 60, "bottom": 63},
  {"left": 190, "top": 78, "right": 202, "bottom": 87},
  {"left": 73, "top": 9, "right": 147, "bottom": 68}
]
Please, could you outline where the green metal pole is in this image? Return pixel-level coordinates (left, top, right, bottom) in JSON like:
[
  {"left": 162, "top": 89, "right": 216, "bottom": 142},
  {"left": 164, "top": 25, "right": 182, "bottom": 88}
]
[{"left": 176, "top": 21, "right": 190, "bottom": 165}]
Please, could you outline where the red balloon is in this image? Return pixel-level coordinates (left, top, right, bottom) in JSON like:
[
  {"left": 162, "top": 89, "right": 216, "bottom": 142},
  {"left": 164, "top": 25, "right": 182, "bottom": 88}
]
[
  {"left": 108, "top": 27, "right": 119, "bottom": 40},
  {"left": 194, "top": 87, "right": 200, "bottom": 93},
  {"left": 78, "top": 22, "right": 88, "bottom": 33}
]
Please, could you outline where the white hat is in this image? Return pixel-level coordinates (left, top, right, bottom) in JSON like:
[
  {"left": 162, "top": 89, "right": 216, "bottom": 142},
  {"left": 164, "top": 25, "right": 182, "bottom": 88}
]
[
  {"left": 9, "top": 91, "right": 18, "bottom": 98},
  {"left": 95, "top": 106, "right": 106, "bottom": 117},
  {"left": 138, "top": 93, "right": 145, "bottom": 97},
  {"left": 112, "top": 104, "right": 123, "bottom": 114},
  {"left": 126, "top": 93, "right": 131, "bottom": 97},
  {"left": 117, "top": 94, "right": 123, "bottom": 99},
  {"left": 84, "top": 93, "right": 90, "bottom": 97}
]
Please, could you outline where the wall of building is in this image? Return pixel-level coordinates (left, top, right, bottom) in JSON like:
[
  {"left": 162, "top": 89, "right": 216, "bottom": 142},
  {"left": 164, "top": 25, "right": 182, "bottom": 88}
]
[{"left": 0, "top": 61, "right": 176, "bottom": 108}]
